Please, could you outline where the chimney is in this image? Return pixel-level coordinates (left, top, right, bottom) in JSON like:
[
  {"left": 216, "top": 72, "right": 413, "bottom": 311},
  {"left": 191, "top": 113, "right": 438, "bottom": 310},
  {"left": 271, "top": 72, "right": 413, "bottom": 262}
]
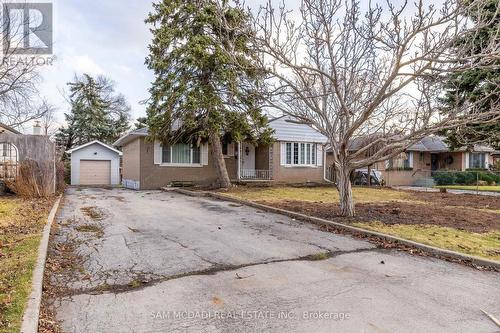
[{"left": 33, "top": 121, "right": 41, "bottom": 135}]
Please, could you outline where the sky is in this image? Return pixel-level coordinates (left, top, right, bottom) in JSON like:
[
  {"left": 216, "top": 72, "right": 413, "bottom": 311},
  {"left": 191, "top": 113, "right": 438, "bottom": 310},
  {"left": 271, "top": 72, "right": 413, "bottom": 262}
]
[
  {"left": 37, "top": 0, "right": 419, "bottom": 130},
  {"left": 37, "top": 0, "right": 285, "bottom": 129},
  {"left": 38, "top": 0, "right": 155, "bottom": 126}
]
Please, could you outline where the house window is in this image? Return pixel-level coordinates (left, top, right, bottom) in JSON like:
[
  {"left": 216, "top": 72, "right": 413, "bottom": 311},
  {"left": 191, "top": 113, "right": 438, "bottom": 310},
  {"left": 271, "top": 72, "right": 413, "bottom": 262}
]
[
  {"left": 285, "top": 142, "right": 317, "bottom": 167},
  {"left": 286, "top": 143, "right": 292, "bottom": 164},
  {"left": 0, "top": 142, "right": 18, "bottom": 180},
  {"left": 162, "top": 143, "right": 201, "bottom": 164},
  {"left": 470, "top": 153, "right": 486, "bottom": 169},
  {"left": 387, "top": 152, "right": 413, "bottom": 170}
]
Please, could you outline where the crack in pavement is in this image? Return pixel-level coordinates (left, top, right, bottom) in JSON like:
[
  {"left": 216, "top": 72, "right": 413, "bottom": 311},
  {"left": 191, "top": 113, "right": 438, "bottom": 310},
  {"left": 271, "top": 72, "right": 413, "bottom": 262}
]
[{"left": 61, "top": 247, "right": 383, "bottom": 298}]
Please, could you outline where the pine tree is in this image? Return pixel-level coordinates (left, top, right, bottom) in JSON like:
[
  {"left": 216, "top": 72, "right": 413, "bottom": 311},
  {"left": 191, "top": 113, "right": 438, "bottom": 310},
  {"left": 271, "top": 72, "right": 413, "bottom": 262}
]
[
  {"left": 145, "top": 0, "right": 273, "bottom": 188},
  {"left": 56, "top": 74, "right": 131, "bottom": 152},
  {"left": 441, "top": 0, "right": 499, "bottom": 149},
  {"left": 134, "top": 117, "right": 148, "bottom": 130}
]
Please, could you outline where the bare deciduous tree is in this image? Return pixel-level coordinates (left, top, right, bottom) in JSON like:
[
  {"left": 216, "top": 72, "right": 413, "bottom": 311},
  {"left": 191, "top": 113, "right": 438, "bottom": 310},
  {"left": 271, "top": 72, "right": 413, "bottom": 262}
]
[
  {"left": 256, "top": 0, "right": 500, "bottom": 216},
  {"left": 38, "top": 100, "right": 58, "bottom": 136},
  {"left": 0, "top": 1, "right": 45, "bottom": 128}
]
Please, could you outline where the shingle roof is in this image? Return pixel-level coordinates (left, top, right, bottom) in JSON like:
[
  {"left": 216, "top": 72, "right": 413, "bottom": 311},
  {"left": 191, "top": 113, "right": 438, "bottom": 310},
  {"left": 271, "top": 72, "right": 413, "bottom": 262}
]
[{"left": 409, "top": 136, "right": 449, "bottom": 152}]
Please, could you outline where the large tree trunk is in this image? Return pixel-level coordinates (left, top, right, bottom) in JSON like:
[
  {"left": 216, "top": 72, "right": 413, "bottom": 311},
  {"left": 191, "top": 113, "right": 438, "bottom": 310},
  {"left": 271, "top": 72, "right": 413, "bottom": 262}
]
[
  {"left": 337, "top": 167, "right": 355, "bottom": 217},
  {"left": 209, "top": 132, "right": 231, "bottom": 189}
]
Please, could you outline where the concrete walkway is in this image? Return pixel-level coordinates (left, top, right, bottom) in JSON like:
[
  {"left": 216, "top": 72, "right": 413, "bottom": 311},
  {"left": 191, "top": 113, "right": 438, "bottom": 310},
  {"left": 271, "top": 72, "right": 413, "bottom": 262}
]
[
  {"left": 394, "top": 186, "right": 500, "bottom": 197},
  {"left": 47, "top": 188, "right": 500, "bottom": 333}
]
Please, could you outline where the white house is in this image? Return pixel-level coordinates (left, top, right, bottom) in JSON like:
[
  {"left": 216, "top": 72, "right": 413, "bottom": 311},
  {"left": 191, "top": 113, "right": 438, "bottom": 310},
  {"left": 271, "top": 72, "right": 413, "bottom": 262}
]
[{"left": 67, "top": 140, "right": 122, "bottom": 186}]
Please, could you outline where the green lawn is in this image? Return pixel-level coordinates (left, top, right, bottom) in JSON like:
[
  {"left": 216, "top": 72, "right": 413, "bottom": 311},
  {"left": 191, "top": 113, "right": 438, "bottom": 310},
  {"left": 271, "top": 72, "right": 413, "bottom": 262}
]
[
  {"left": 0, "top": 198, "right": 51, "bottom": 333},
  {"left": 435, "top": 185, "right": 500, "bottom": 192}
]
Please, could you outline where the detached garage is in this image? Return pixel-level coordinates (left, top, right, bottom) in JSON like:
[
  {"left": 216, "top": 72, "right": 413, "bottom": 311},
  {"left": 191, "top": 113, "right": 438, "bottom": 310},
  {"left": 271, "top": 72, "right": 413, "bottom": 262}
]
[{"left": 67, "top": 140, "right": 122, "bottom": 186}]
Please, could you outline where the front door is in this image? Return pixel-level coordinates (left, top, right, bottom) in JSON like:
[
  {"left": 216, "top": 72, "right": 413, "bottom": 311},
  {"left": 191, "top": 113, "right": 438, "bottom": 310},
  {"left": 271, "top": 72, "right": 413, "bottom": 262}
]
[
  {"left": 241, "top": 143, "right": 255, "bottom": 176},
  {"left": 431, "top": 154, "right": 439, "bottom": 171}
]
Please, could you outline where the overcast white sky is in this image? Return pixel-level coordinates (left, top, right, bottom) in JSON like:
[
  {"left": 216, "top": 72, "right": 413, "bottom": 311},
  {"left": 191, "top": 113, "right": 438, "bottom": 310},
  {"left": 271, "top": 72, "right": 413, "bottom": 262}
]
[
  {"left": 38, "top": 0, "right": 417, "bottom": 128},
  {"left": 37, "top": 0, "right": 287, "bottom": 127}
]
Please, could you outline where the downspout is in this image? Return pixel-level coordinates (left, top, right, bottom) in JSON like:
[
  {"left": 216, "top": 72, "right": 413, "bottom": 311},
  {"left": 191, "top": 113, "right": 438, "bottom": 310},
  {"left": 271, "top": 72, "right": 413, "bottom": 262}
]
[{"left": 237, "top": 141, "right": 241, "bottom": 181}]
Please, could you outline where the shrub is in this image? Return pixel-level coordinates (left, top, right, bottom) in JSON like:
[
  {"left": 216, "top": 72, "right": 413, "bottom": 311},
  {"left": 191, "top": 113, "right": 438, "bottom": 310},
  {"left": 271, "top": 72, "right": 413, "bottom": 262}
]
[
  {"left": 6, "top": 160, "right": 54, "bottom": 198},
  {"left": 432, "top": 171, "right": 456, "bottom": 185},
  {"left": 455, "top": 171, "right": 476, "bottom": 185},
  {"left": 433, "top": 170, "right": 500, "bottom": 185},
  {"left": 56, "top": 160, "right": 67, "bottom": 193}
]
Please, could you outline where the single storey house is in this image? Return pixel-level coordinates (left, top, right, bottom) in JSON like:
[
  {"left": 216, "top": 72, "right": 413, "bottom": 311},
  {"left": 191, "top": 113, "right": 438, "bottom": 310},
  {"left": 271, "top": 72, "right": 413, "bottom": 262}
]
[
  {"left": 374, "top": 136, "right": 494, "bottom": 186},
  {"left": 66, "top": 140, "right": 122, "bottom": 186},
  {"left": 114, "top": 116, "right": 328, "bottom": 190},
  {"left": 325, "top": 136, "right": 495, "bottom": 186}
]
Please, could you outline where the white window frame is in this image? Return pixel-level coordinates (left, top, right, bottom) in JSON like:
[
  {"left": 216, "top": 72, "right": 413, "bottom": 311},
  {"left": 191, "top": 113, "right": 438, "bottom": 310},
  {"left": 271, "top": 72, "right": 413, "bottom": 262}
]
[
  {"left": 469, "top": 152, "right": 487, "bottom": 169},
  {"left": 283, "top": 142, "right": 318, "bottom": 167},
  {"left": 161, "top": 143, "right": 202, "bottom": 167}
]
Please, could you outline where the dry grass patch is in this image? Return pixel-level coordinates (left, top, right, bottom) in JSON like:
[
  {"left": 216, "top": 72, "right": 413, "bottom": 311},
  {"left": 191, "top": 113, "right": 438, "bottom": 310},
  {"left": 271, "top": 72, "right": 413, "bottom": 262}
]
[
  {"left": 225, "top": 186, "right": 500, "bottom": 261},
  {"left": 354, "top": 222, "right": 500, "bottom": 261},
  {"left": 226, "top": 186, "right": 410, "bottom": 204},
  {"left": 80, "top": 206, "right": 105, "bottom": 221},
  {"left": 0, "top": 197, "right": 53, "bottom": 333}
]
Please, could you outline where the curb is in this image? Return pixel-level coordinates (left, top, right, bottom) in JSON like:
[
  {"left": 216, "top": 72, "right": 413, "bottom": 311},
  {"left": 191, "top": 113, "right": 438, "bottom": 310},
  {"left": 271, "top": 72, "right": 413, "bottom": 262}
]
[
  {"left": 172, "top": 188, "right": 500, "bottom": 271},
  {"left": 21, "top": 195, "right": 63, "bottom": 333}
]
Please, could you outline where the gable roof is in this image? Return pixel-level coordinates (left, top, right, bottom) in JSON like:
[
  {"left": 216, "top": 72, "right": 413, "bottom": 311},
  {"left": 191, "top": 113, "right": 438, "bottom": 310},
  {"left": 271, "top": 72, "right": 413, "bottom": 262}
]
[
  {"left": 114, "top": 116, "right": 329, "bottom": 147},
  {"left": 66, "top": 140, "right": 123, "bottom": 155},
  {"left": 268, "top": 116, "right": 328, "bottom": 143},
  {"left": 0, "top": 122, "right": 21, "bottom": 135},
  {"left": 408, "top": 136, "right": 495, "bottom": 153}
]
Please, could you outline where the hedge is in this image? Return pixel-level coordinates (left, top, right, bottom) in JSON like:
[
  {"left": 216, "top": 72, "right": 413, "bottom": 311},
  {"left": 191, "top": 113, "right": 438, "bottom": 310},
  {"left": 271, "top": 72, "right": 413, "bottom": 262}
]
[{"left": 432, "top": 171, "right": 500, "bottom": 186}]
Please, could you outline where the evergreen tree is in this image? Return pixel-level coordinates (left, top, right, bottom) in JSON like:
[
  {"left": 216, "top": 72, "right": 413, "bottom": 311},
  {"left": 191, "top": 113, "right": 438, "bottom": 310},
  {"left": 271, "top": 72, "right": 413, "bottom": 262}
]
[
  {"left": 134, "top": 117, "right": 148, "bottom": 130},
  {"left": 145, "top": 0, "right": 273, "bottom": 188},
  {"left": 56, "top": 74, "right": 131, "bottom": 152},
  {"left": 441, "top": 0, "right": 499, "bottom": 149}
]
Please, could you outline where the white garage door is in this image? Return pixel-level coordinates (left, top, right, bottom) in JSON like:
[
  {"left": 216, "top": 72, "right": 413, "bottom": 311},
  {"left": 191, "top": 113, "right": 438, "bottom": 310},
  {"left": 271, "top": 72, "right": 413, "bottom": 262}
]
[{"left": 79, "top": 160, "right": 111, "bottom": 185}]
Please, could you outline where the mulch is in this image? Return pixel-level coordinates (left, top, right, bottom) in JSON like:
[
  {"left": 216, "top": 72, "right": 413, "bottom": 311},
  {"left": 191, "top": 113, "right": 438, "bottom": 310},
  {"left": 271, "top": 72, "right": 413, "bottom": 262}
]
[
  {"left": 407, "top": 191, "right": 500, "bottom": 211},
  {"left": 259, "top": 198, "right": 500, "bottom": 233}
]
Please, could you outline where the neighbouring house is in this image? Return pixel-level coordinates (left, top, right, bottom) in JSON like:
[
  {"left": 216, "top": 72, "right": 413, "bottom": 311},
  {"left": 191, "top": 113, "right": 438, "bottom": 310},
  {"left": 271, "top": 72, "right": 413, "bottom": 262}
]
[
  {"left": 66, "top": 140, "right": 122, "bottom": 186},
  {"left": 0, "top": 122, "right": 56, "bottom": 193},
  {"left": 493, "top": 151, "right": 500, "bottom": 169},
  {"left": 114, "top": 116, "right": 328, "bottom": 190},
  {"left": 325, "top": 136, "right": 495, "bottom": 187}
]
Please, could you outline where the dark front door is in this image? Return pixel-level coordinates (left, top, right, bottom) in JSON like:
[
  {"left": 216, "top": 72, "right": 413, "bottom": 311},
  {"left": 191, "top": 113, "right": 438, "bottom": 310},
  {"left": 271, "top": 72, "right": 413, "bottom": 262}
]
[{"left": 431, "top": 154, "right": 439, "bottom": 171}]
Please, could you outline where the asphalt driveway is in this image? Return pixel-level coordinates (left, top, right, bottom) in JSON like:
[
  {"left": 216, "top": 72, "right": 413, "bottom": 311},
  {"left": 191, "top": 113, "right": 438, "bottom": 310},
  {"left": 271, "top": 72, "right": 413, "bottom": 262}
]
[{"left": 46, "top": 188, "right": 500, "bottom": 333}]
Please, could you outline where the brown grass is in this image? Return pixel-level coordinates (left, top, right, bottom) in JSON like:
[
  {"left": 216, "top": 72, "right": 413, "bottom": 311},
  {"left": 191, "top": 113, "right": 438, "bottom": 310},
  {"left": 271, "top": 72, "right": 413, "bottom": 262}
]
[
  {"left": 80, "top": 207, "right": 105, "bottom": 221},
  {"left": 0, "top": 197, "right": 54, "bottom": 333}
]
